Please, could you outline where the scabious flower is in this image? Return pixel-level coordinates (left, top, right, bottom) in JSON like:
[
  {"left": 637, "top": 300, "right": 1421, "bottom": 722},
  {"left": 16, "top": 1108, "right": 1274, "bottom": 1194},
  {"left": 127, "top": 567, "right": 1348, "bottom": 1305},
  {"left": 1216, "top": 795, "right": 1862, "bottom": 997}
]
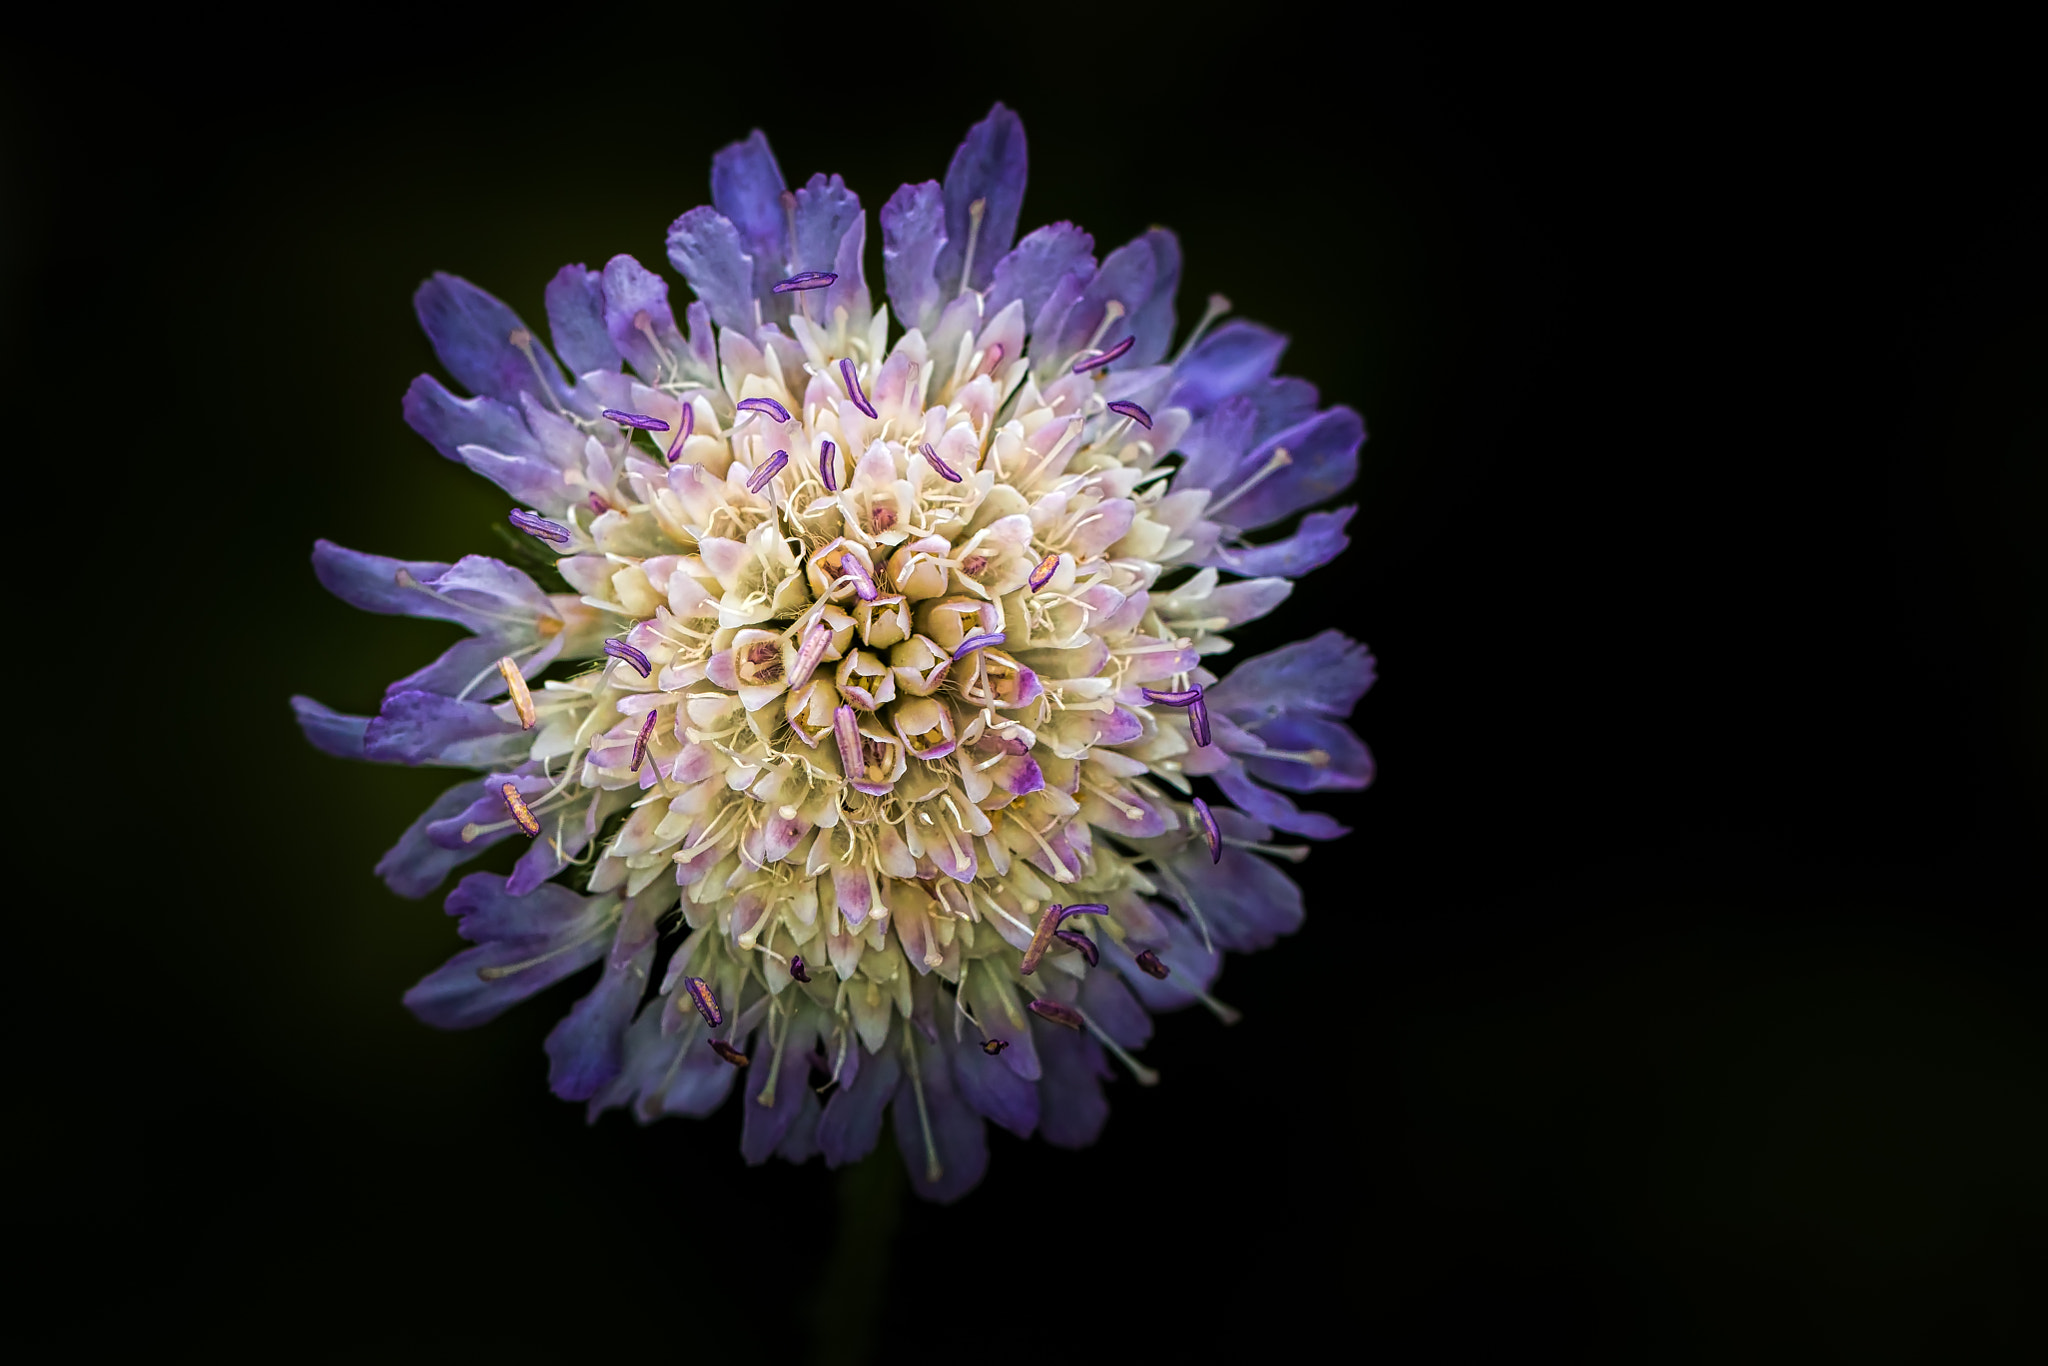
[{"left": 295, "top": 105, "right": 1374, "bottom": 1201}]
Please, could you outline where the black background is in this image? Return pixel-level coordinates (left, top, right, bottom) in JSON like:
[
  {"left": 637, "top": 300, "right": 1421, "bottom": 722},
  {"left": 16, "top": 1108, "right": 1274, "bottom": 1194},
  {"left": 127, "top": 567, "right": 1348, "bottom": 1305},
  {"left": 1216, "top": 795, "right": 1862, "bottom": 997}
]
[{"left": 7, "top": 12, "right": 2041, "bottom": 1362}]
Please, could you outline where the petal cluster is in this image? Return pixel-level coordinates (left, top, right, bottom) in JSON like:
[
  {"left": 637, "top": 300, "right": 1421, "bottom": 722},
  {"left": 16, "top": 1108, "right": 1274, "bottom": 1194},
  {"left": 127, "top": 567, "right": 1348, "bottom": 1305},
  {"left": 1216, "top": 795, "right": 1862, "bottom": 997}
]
[{"left": 297, "top": 105, "right": 1373, "bottom": 1201}]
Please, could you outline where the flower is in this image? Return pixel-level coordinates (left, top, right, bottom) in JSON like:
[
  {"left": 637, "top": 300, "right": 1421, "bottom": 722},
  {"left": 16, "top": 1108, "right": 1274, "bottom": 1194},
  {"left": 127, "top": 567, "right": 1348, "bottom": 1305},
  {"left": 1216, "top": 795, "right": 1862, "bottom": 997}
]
[{"left": 294, "top": 104, "right": 1374, "bottom": 1202}]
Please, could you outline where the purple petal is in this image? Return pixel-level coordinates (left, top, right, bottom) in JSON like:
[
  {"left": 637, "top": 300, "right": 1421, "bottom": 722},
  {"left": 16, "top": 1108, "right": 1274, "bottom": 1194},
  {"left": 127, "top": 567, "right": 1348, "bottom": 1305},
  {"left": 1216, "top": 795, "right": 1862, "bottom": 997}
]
[
  {"left": 401, "top": 374, "right": 539, "bottom": 465},
  {"left": 710, "top": 129, "right": 790, "bottom": 308},
  {"left": 291, "top": 695, "right": 368, "bottom": 760},
  {"left": 1166, "top": 836, "right": 1306, "bottom": 952},
  {"left": 891, "top": 1033, "right": 990, "bottom": 1203},
  {"left": 665, "top": 206, "right": 756, "bottom": 332},
  {"left": 984, "top": 223, "right": 1097, "bottom": 343},
  {"left": 789, "top": 173, "right": 867, "bottom": 324},
  {"left": 600, "top": 254, "right": 688, "bottom": 385},
  {"left": 545, "top": 948, "right": 648, "bottom": 1101},
  {"left": 818, "top": 1033, "right": 901, "bottom": 1168},
  {"left": 947, "top": 1026, "right": 1039, "bottom": 1138},
  {"left": 402, "top": 875, "right": 613, "bottom": 1029},
  {"left": 310, "top": 540, "right": 453, "bottom": 619},
  {"left": 935, "top": 103, "right": 1027, "bottom": 298},
  {"left": 1206, "top": 629, "right": 1377, "bottom": 722},
  {"left": 1122, "top": 228, "right": 1182, "bottom": 368},
  {"left": 1055, "top": 237, "right": 1157, "bottom": 366},
  {"left": 1167, "top": 320, "right": 1289, "bottom": 418},
  {"left": 544, "top": 263, "right": 623, "bottom": 375},
  {"left": 1238, "top": 714, "right": 1376, "bottom": 793},
  {"left": 1206, "top": 406, "right": 1365, "bottom": 531},
  {"left": 412, "top": 272, "right": 568, "bottom": 408},
  {"left": 374, "top": 776, "right": 508, "bottom": 899},
  {"left": 363, "top": 690, "right": 531, "bottom": 768},
  {"left": 1212, "top": 763, "right": 1351, "bottom": 840},
  {"left": 1078, "top": 970, "right": 1152, "bottom": 1051},
  {"left": 742, "top": 1014, "right": 822, "bottom": 1165},
  {"left": 1032, "top": 1016, "right": 1111, "bottom": 1149},
  {"left": 880, "top": 179, "right": 948, "bottom": 334},
  {"left": 1203, "top": 506, "right": 1356, "bottom": 578}
]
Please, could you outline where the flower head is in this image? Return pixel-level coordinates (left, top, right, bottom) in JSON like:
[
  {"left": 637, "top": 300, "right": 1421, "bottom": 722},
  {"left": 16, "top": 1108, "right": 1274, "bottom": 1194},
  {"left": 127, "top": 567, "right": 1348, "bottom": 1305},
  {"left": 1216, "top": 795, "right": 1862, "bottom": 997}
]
[{"left": 294, "top": 105, "right": 1373, "bottom": 1201}]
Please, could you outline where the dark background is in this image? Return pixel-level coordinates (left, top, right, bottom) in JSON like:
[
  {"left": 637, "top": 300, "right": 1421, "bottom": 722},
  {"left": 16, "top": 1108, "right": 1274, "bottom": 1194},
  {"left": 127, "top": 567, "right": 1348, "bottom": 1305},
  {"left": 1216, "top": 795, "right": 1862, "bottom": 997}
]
[{"left": 7, "top": 13, "right": 2041, "bottom": 1362}]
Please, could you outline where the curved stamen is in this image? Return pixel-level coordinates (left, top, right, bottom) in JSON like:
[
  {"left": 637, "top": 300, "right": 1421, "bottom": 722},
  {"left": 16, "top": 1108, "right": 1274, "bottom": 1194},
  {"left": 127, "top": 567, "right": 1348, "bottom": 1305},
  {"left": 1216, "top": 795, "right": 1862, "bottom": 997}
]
[
  {"left": 839, "top": 358, "right": 877, "bottom": 419},
  {"left": 772, "top": 271, "right": 838, "bottom": 293},
  {"left": 630, "top": 709, "right": 658, "bottom": 772},
  {"left": 1027, "top": 552, "right": 1061, "bottom": 593},
  {"left": 841, "top": 556, "right": 878, "bottom": 603},
  {"left": 1072, "top": 335, "right": 1134, "bottom": 373},
  {"left": 919, "top": 442, "right": 963, "bottom": 483},
  {"left": 1189, "top": 694, "right": 1212, "bottom": 747},
  {"left": 790, "top": 621, "right": 833, "bottom": 690},
  {"left": 666, "top": 402, "right": 694, "bottom": 461},
  {"left": 950, "top": 631, "right": 1005, "bottom": 661},
  {"left": 508, "top": 509, "right": 571, "bottom": 544},
  {"left": 1192, "top": 796, "right": 1221, "bottom": 863},
  {"left": 1134, "top": 949, "right": 1171, "bottom": 980},
  {"left": 735, "top": 396, "right": 792, "bottom": 424},
  {"left": 1105, "top": 399, "right": 1152, "bottom": 429},
  {"left": 709, "top": 1039, "right": 750, "bottom": 1067},
  {"left": 499, "top": 782, "right": 540, "bottom": 838},
  {"left": 1027, "top": 999, "right": 1084, "bottom": 1029},
  {"left": 818, "top": 438, "right": 838, "bottom": 492},
  {"left": 601, "top": 408, "right": 670, "bottom": 431},
  {"left": 683, "top": 976, "right": 721, "bottom": 1027},
  {"left": 1053, "top": 927, "right": 1099, "bottom": 967},
  {"left": 1019, "top": 903, "right": 1063, "bottom": 975},
  {"left": 1141, "top": 685, "right": 1202, "bottom": 707},
  {"left": 789, "top": 954, "right": 811, "bottom": 983},
  {"left": 604, "top": 638, "right": 652, "bottom": 677},
  {"left": 746, "top": 449, "right": 789, "bottom": 494}
]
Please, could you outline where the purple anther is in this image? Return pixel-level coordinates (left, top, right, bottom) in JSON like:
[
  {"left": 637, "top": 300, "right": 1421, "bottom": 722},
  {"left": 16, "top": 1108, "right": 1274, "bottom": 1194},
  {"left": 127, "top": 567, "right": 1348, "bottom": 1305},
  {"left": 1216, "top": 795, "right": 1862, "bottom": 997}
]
[
  {"left": 772, "top": 271, "right": 839, "bottom": 293},
  {"left": 746, "top": 449, "right": 789, "bottom": 494},
  {"left": 736, "top": 396, "right": 792, "bottom": 423},
  {"left": 666, "top": 402, "right": 695, "bottom": 461},
  {"left": 588, "top": 493, "right": 612, "bottom": 516},
  {"left": 842, "top": 555, "right": 878, "bottom": 603},
  {"left": 1141, "top": 685, "right": 1203, "bottom": 707},
  {"left": 1059, "top": 903, "right": 1108, "bottom": 919},
  {"left": 1189, "top": 694, "right": 1212, "bottom": 747},
  {"left": 604, "top": 638, "right": 652, "bottom": 677},
  {"left": 683, "top": 976, "right": 721, "bottom": 1027},
  {"left": 1028, "top": 999, "right": 1084, "bottom": 1030},
  {"left": 508, "top": 508, "right": 571, "bottom": 544},
  {"left": 950, "top": 631, "right": 1006, "bottom": 661},
  {"left": 818, "top": 438, "right": 838, "bottom": 491},
  {"left": 1106, "top": 399, "right": 1153, "bottom": 429},
  {"left": 789, "top": 954, "right": 811, "bottom": 983},
  {"left": 1135, "top": 949, "right": 1171, "bottom": 980},
  {"left": 630, "top": 708, "right": 658, "bottom": 772},
  {"left": 602, "top": 408, "right": 670, "bottom": 431},
  {"left": 708, "top": 1038, "right": 750, "bottom": 1067},
  {"left": 1027, "top": 552, "right": 1061, "bottom": 593},
  {"left": 1054, "top": 927, "right": 1100, "bottom": 968},
  {"left": 833, "top": 704, "right": 864, "bottom": 783},
  {"left": 1192, "top": 796, "right": 1221, "bottom": 864},
  {"left": 839, "top": 358, "right": 877, "bottom": 419},
  {"left": 981, "top": 1038, "right": 1009, "bottom": 1056},
  {"left": 919, "top": 442, "right": 963, "bottom": 483},
  {"left": 790, "top": 621, "right": 832, "bottom": 690},
  {"left": 499, "top": 782, "right": 540, "bottom": 838},
  {"left": 1072, "top": 335, "right": 1135, "bottom": 373}
]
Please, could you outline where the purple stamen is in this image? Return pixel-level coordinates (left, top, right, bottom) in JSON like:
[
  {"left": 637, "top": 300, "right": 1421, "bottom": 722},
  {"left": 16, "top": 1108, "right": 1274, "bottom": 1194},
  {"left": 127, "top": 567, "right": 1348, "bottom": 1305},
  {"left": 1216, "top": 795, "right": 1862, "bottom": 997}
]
[
  {"left": 1028, "top": 999, "right": 1084, "bottom": 1030},
  {"left": 604, "top": 638, "right": 652, "bottom": 677},
  {"left": 499, "top": 782, "right": 540, "bottom": 838},
  {"left": 508, "top": 508, "right": 571, "bottom": 544},
  {"left": 790, "top": 621, "right": 832, "bottom": 690},
  {"left": 602, "top": 408, "right": 670, "bottom": 431},
  {"left": 981, "top": 1038, "right": 1009, "bottom": 1056},
  {"left": 588, "top": 493, "right": 612, "bottom": 516},
  {"left": 1189, "top": 694, "right": 1212, "bottom": 747},
  {"left": 1027, "top": 552, "right": 1061, "bottom": 593},
  {"left": 833, "top": 704, "right": 864, "bottom": 783},
  {"left": 630, "top": 708, "right": 658, "bottom": 772},
  {"left": 1072, "top": 335, "right": 1135, "bottom": 373},
  {"left": 1141, "top": 685, "right": 1203, "bottom": 707},
  {"left": 666, "top": 403, "right": 694, "bottom": 461},
  {"left": 1106, "top": 399, "right": 1153, "bottom": 429},
  {"left": 790, "top": 954, "right": 811, "bottom": 983},
  {"left": 746, "top": 449, "right": 789, "bottom": 494},
  {"left": 950, "top": 631, "right": 1005, "bottom": 661},
  {"left": 683, "top": 976, "right": 721, "bottom": 1027},
  {"left": 708, "top": 1039, "right": 750, "bottom": 1067},
  {"left": 735, "top": 396, "right": 792, "bottom": 423},
  {"left": 819, "top": 438, "right": 838, "bottom": 491},
  {"left": 1020, "top": 903, "right": 1063, "bottom": 975},
  {"left": 919, "top": 442, "right": 963, "bottom": 483},
  {"left": 1192, "top": 796, "right": 1221, "bottom": 863},
  {"left": 842, "top": 555, "right": 878, "bottom": 602},
  {"left": 772, "top": 271, "right": 839, "bottom": 293},
  {"left": 839, "top": 358, "right": 877, "bottom": 419},
  {"left": 1060, "top": 903, "right": 1108, "bottom": 919},
  {"left": 1134, "top": 949, "right": 1170, "bottom": 980},
  {"left": 1053, "top": 927, "right": 1099, "bottom": 968}
]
